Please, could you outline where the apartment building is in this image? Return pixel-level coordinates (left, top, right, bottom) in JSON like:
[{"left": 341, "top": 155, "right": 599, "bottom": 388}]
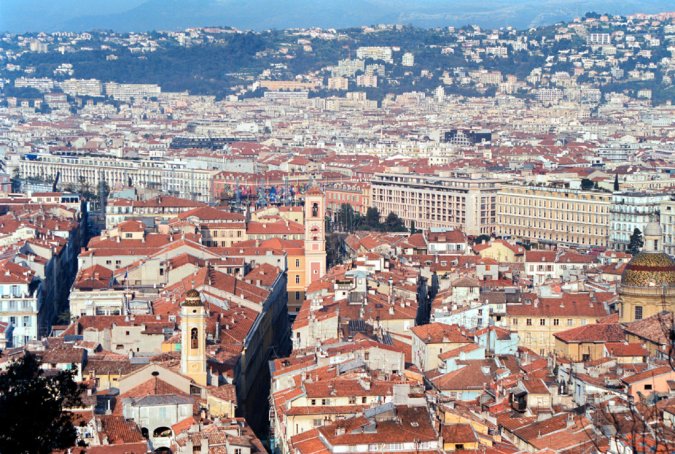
[
  {"left": 661, "top": 197, "right": 675, "bottom": 255},
  {"left": 356, "top": 46, "right": 393, "bottom": 63},
  {"left": 371, "top": 173, "right": 500, "bottom": 235},
  {"left": 609, "top": 192, "right": 671, "bottom": 251},
  {"left": 12, "top": 154, "right": 216, "bottom": 203},
  {"left": 324, "top": 182, "right": 371, "bottom": 216},
  {"left": 0, "top": 262, "right": 38, "bottom": 347},
  {"left": 103, "top": 82, "right": 161, "bottom": 100},
  {"left": 503, "top": 292, "right": 610, "bottom": 355},
  {"left": 497, "top": 184, "right": 612, "bottom": 248}
]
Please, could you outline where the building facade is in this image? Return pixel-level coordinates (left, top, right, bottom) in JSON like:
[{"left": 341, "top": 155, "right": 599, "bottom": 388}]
[
  {"left": 609, "top": 192, "right": 671, "bottom": 251},
  {"left": 497, "top": 185, "right": 612, "bottom": 248},
  {"left": 371, "top": 173, "right": 500, "bottom": 235}
]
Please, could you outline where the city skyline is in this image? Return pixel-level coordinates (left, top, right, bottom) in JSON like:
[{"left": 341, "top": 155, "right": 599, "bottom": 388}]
[{"left": 2, "top": 0, "right": 674, "bottom": 33}]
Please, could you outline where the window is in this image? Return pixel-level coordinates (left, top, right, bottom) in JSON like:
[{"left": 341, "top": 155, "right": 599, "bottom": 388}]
[
  {"left": 364, "top": 352, "right": 369, "bottom": 360},
  {"left": 321, "top": 399, "right": 329, "bottom": 405},
  {"left": 553, "top": 319, "right": 559, "bottom": 326},
  {"left": 582, "top": 354, "right": 590, "bottom": 362},
  {"left": 295, "top": 259, "right": 300, "bottom": 267},
  {"left": 191, "top": 328, "right": 199, "bottom": 349},
  {"left": 313, "top": 419, "right": 323, "bottom": 427},
  {"left": 635, "top": 306, "right": 643, "bottom": 320},
  {"left": 644, "top": 384, "right": 653, "bottom": 390},
  {"left": 235, "top": 448, "right": 242, "bottom": 454},
  {"left": 349, "top": 396, "right": 357, "bottom": 404},
  {"left": 526, "top": 319, "right": 532, "bottom": 326},
  {"left": 295, "top": 275, "right": 300, "bottom": 284},
  {"left": 295, "top": 291, "right": 301, "bottom": 300},
  {"left": 311, "top": 399, "right": 316, "bottom": 406},
  {"left": 362, "top": 397, "right": 367, "bottom": 404},
  {"left": 512, "top": 318, "right": 518, "bottom": 326},
  {"left": 540, "top": 319, "right": 546, "bottom": 326},
  {"left": 567, "top": 319, "right": 573, "bottom": 326}
]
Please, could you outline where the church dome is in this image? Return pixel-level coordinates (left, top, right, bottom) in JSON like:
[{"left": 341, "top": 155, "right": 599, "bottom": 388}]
[
  {"left": 182, "top": 289, "right": 203, "bottom": 306},
  {"left": 621, "top": 252, "right": 675, "bottom": 287}
]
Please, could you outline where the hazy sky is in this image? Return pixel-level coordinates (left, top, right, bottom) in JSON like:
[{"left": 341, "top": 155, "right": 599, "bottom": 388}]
[{"left": 1, "top": 0, "right": 672, "bottom": 33}]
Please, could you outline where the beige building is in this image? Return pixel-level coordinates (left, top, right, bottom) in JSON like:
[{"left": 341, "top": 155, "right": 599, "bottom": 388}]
[
  {"left": 411, "top": 323, "right": 473, "bottom": 372},
  {"left": 503, "top": 293, "right": 609, "bottom": 355},
  {"left": 371, "top": 173, "right": 501, "bottom": 235},
  {"left": 497, "top": 184, "right": 611, "bottom": 248}
]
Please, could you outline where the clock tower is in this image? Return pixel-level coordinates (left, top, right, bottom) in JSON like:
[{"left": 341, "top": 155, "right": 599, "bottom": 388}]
[
  {"left": 304, "top": 185, "right": 326, "bottom": 285},
  {"left": 180, "top": 289, "right": 208, "bottom": 386}
]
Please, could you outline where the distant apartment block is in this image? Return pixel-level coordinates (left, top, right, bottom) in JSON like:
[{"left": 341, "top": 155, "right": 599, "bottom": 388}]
[
  {"left": 371, "top": 173, "right": 500, "bottom": 235},
  {"left": 587, "top": 33, "right": 611, "bottom": 46},
  {"left": 59, "top": 78, "right": 103, "bottom": 97},
  {"left": 356, "top": 46, "right": 393, "bottom": 63},
  {"left": 104, "top": 82, "right": 161, "bottom": 100},
  {"left": 402, "top": 52, "right": 415, "bottom": 66},
  {"left": 327, "top": 76, "right": 349, "bottom": 90},
  {"left": 443, "top": 129, "right": 492, "bottom": 146},
  {"left": 14, "top": 77, "right": 55, "bottom": 92}
]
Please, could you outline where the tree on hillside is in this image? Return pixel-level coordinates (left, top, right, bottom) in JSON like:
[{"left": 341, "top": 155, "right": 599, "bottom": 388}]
[
  {"left": 628, "top": 228, "right": 644, "bottom": 255},
  {"left": 0, "top": 352, "right": 84, "bottom": 453}
]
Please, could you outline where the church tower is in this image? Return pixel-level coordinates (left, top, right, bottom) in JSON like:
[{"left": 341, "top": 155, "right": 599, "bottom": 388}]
[
  {"left": 620, "top": 220, "right": 675, "bottom": 323},
  {"left": 304, "top": 185, "right": 326, "bottom": 286},
  {"left": 180, "top": 289, "right": 208, "bottom": 386}
]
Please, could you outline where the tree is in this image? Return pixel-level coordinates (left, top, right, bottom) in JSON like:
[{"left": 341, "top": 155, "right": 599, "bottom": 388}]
[
  {"left": 474, "top": 234, "right": 491, "bottom": 245},
  {"left": 628, "top": 228, "right": 644, "bottom": 255},
  {"left": 383, "top": 212, "right": 407, "bottom": 232},
  {"left": 365, "top": 207, "right": 381, "bottom": 229},
  {"left": 336, "top": 203, "right": 359, "bottom": 233},
  {"left": 0, "top": 352, "right": 84, "bottom": 453},
  {"left": 614, "top": 173, "right": 620, "bottom": 192},
  {"left": 581, "top": 178, "right": 594, "bottom": 190}
]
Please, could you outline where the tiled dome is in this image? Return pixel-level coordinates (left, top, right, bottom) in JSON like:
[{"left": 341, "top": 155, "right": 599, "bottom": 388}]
[
  {"left": 182, "top": 289, "right": 203, "bottom": 306},
  {"left": 621, "top": 252, "right": 675, "bottom": 287}
]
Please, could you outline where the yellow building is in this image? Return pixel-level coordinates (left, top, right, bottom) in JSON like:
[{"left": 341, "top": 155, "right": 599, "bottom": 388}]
[
  {"left": 553, "top": 323, "right": 625, "bottom": 361},
  {"left": 497, "top": 184, "right": 611, "bottom": 248},
  {"left": 260, "top": 238, "right": 307, "bottom": 315},
  {"left": 473, "top": 239, "right": 525, "bottom": 263},
  {"left": 504, "top": 293, "right": 609, "bottom": 355},
  {"left": 180, "top": 289, "right": 208, "bottom": 386},
  {"left": 619, "top": 222, "right": 675, "bottom": 323}
]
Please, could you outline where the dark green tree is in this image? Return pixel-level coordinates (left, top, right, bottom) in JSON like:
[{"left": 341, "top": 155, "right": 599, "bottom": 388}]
[
  {"left": 474, "top": 234, "right": 491, "bottom": 245},
  {"left": 383, "top": 212, "right": 407, "bottom": 232},
  {"left": 581, "top": 178, "right": 594, "bottom": 190},
  {"left": 0, "top": 352, "right": 84, "bottom": 453},
  {"left": 336, "top": 203, "right": 359, "bottom": 232},
  {"left": 628, "top": 228, "right": 644, "bottom": 255},
  {"left": 614, "top": 174, "right": 620, "bottom": 192},
  {"left": 365, "top": 207, "right": 381, "bottom": 229}
]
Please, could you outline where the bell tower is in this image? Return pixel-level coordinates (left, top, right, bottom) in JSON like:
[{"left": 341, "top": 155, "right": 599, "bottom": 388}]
[
  {"left": 180, "top": 289, "right": 208, "bottom": 386},
  {"left": 304, "top": 185, "right": 326, "bottom": 285}
]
